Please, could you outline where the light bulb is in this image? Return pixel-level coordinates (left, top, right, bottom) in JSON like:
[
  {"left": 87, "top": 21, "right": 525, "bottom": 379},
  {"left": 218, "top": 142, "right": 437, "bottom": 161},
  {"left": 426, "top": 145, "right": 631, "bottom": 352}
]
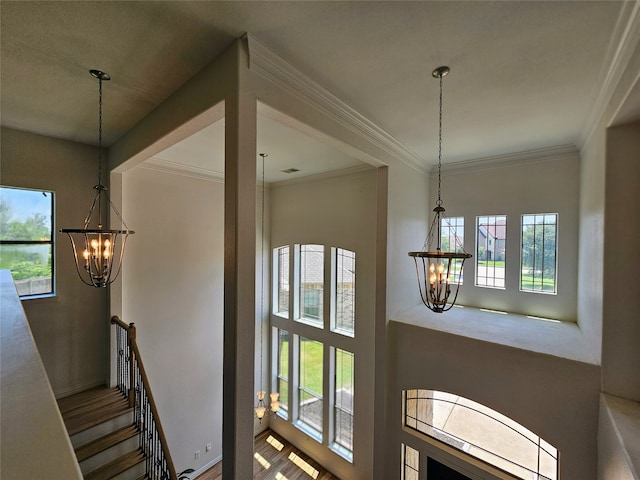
[
  {"left": 255, "top": 406, "right": 266, "bottom": 419},
  {"left": 429, "top": 273, "right": 437, "bottom": 284},
  {"left": 257, "top": 390, "right": 265, "bottom": 401},
  {"left": 83, "top": 250, "right": 90, "bottom": 260},
  {"left": 104, "top": 239, "right": 111, "bottom": 247},
  {"left": 437, "top": 262, "right": 444, "bottom": 274},
  {"left": 429, "top": 263, "right": 435, "bottom": 273},
  {"left": 270, "top": 392, "right": 280, "bottom": 403},
  {"left": 270, "top": 401, "right": 280, "bottom": 413},
  {"left": 91, "top": 239, "right": 99, "bottom": 249}
]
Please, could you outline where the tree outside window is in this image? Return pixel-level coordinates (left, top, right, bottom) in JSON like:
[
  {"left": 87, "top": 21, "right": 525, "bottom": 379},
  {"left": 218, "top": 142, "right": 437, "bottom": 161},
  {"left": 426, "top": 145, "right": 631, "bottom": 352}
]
[
  {"left": 521, "top": 214, "right": 557, "bottom": 294},
  {"left": 0, "top": 186, "right": 54, "bottom": 296}
]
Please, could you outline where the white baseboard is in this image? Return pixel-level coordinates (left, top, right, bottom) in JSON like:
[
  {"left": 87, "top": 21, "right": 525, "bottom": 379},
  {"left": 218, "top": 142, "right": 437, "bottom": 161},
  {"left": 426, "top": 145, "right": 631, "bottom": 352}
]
[{"left": 187, "top": 455, "right": 221, "bottom": 479}]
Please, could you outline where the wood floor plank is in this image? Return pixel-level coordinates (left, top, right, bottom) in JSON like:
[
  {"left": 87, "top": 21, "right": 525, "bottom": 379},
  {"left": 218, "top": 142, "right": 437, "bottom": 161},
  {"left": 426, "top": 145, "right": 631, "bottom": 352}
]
[{"left": 196, "top": 429, "right": 341, "bottom": 480}]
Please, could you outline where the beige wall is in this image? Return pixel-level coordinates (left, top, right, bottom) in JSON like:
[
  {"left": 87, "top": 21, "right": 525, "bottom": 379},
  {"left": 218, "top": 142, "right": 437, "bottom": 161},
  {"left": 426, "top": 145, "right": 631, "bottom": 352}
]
[
  {"left": 602, "top": 120, "right": 640, "bottom": 400},
  {"left": 0, "top": 127, "right": 109, "bottom": 396},
  {"left": 390, "top": 320, "right": 601, "bottom": 479},
  {"left": 578, "top": 127, "right": 606, "bottom": 362},
  {"left": 121, "top": 165, "right": 225, "bottom": 473}
]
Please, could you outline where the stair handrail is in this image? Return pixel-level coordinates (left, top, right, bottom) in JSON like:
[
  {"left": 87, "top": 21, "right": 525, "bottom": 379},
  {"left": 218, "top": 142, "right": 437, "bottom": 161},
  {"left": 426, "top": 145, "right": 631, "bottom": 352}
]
[{"left": 111, "top": 315, "right": 178, "bottom": 480}]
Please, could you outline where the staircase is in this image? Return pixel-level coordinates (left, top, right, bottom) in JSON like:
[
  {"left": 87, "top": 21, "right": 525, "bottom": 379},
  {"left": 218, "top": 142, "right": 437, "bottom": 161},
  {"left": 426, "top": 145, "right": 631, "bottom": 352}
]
[{"left": 58, "top": 386, "right": 146, "bottom": 480}]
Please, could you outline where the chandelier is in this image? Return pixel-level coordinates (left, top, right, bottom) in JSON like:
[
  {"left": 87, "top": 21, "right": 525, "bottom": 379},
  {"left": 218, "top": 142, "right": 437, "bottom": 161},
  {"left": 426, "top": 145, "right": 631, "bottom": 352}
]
[
  {"left": 60, "top": 70, "right": 134, "bottom": 288},
  {"left": 408, "top": 66, "right": 471, "bottom": 313},
  {"left": 255, "top": 153, "right": 280, "bottom": 421}
]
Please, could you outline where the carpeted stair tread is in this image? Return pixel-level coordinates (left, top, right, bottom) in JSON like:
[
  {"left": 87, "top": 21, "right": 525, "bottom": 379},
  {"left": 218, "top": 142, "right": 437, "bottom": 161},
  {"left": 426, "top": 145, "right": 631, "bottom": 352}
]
[
  {"left": 75, "top": 424, "right": 139, "bottom": 462},
  {"left": 84, "top": 449, "right": 144, "bottom": 480}
]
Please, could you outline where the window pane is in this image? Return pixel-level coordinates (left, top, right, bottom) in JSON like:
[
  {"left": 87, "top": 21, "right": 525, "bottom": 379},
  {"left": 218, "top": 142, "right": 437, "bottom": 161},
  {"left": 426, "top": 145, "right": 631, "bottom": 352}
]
[
  {"left": 275, "top": 246, "right": 289, "bottom": 317},
  {"left": 276, "top": 329, "right": 289, "bottom": 418},
  {"left": 476, "top": 215, "right": 507, "bottom": 288},
  {"left": 521, "top": 214, "right": 557, "bottom": 294},
  {"left": 299, "top": 245, "right": 324, "bottom": 327},
  {"left": 0, "top": 244, "right": 52, "bottom": 295},
  {"left": 0, "top": 187, "right": 52, "bottom": 241},
  {"left": 402, "top": 444, "right": 419, "bottom": 480},
  {"left": 0, "top": 187, "right": 54, "bottom": 296},
  {"left": 441, "top": 216, "right": 465, "bottom": 284},
  {"left": 334, "top": 248, "right": 355, "bottom": 335},
  {"left": 334, "top": 348, "right": 354, "bottom": 454},
  {"left": 298, "top": 337, "right": 323, "bottom": 438}
]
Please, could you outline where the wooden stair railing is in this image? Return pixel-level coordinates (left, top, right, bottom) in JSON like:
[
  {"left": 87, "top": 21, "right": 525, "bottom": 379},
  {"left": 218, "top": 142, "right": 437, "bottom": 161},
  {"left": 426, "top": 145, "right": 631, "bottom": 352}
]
[{"left": 111, "top": 315, "right": 178, "bottom": 480}]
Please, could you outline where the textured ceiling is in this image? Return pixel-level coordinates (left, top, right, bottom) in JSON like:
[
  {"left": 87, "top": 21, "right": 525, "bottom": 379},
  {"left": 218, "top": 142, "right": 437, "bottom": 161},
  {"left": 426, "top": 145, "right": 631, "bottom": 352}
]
[{"left": 0, "top": 1, "right": 633, "bottom": 176}]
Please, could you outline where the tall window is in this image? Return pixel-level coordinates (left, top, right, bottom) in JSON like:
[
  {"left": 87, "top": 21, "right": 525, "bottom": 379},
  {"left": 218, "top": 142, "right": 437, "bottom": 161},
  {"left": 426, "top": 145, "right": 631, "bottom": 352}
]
[
  {"left": 275, "top": 328, "right": 289, "bottom": 419},
  {"left": 333, "top": 248, "right": 355, "bottom": 336},
  {"left": 299, "top": 245, "right": 324, "bottom": 327},
  {"left": 273, "top": 243, "right": 356, "bottom": 461},
  {"left": 298, "top": 336, "right": 323, "bottom": 439},
  {"left": 0, "top": 186, "right": 54, "bottom": 297},
  {"left": 274, "top": 246, "right": 290, "bottom": 317},
  {"left": 476, "top": 215, "right": 507, "bottom": 288},
  {"left": 521, "top": 214, "right": 557, "bottom": 294},
  {"left": 441, "top": 216, "right": 465, "bottom": 284},
  {"left": 333, "top": 348, "right": 354, "bottom": 459}
]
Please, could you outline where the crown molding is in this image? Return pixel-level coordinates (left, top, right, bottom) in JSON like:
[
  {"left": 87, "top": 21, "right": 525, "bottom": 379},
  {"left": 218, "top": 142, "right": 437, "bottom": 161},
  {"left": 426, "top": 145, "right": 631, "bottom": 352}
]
[
  {"left": 579, "top": 0, "right": 640, "bottom": 147},
  {"left": 139, "top": 157, "right": 224, "bottom": 183},
  {"left": 246, "top": 34, "right": 427, "bottom": 176},
  {"left": 435, "top": 145, "right": 579, "bottom": 176},
  {"left": 139, "top": 157, "right": 375, "bottom": 187}
]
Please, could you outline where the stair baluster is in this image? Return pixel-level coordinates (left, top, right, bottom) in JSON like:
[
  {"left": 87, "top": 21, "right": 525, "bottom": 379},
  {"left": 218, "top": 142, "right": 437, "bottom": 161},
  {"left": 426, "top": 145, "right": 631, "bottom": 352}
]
[{"left": 112, "top": 316, "right": 178, "bottom": 480}]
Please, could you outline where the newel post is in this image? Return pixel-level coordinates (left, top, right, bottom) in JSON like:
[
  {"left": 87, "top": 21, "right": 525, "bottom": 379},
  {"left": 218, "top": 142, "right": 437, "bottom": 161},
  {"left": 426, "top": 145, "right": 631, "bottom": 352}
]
[{"left": 128, "top": 322, "right": 136, "bottom": 408}]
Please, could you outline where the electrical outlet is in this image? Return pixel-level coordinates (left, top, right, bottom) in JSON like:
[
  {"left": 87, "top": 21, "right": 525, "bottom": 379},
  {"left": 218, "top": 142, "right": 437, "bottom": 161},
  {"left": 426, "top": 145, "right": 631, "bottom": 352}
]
[
  {"left": 195, "top": 450, "right": 200, "bottom": 460},
  {"left": 206, "top": 443, "right": 212, "bottom": 452}
]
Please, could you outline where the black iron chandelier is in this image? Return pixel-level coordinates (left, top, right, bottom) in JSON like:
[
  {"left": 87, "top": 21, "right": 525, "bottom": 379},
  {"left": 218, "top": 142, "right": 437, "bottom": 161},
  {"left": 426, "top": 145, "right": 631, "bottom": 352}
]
[
  {"left": 60, "top": 70, "right": 134, "bottom": 288},
  {"left": 409, "top": 66, "right": 471, "bottom": 313}
]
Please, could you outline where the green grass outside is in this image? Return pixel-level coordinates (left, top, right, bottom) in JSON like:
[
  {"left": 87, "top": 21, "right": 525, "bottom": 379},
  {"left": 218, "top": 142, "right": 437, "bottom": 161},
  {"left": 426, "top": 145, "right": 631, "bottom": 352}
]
[
  {"left": 521, "top": 277, "right": 556, "bottom": 292},
  {"left": 477, "top": 260, "right": 505, "bottom": 268},
  {"left": 278, "top": 337, "right": 353, "bottom": 397}
]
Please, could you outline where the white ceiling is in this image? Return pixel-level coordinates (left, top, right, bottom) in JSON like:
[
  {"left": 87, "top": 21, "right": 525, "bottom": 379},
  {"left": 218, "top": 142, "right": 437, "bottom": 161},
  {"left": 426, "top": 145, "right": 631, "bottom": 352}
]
[
  {"left": 1, "top": 1, "right": 637, "bottom": 180},
  {"left": 150, "top": 111, "right": 370, "bottom": 184}
]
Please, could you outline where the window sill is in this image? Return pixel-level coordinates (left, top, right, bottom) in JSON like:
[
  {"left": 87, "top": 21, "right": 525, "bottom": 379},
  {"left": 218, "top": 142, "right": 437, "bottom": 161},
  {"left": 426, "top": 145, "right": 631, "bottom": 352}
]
[
  {"left": 294, "top": 420, "right": 322, "bottom": 443},
  {"left": 601, "top": 393, "right": 640, "bottom": 476},
  {"left": 20, "top": 293, "right": 58, "bottom": 304},
  {"left": 330, "top": 442, "right": 353, "bottom": 463},
  {"left": 393, "top": 304, "right": 598, "bottom": 365}
]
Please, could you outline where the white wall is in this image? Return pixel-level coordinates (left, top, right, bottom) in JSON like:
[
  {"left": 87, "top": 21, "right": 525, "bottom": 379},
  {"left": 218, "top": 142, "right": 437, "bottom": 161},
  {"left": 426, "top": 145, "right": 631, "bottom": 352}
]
[
  {"left": 122, "top": 165, "right": 224, "bottom": 473},
  {"left": 432, "top": 150, "right": 580, "bottom": 322},
  {"left": 0, "top": 127, "right": 109, "bottom": 397},
  {"left": 269, "top": 169, "right": 378, "bottom": 480}
]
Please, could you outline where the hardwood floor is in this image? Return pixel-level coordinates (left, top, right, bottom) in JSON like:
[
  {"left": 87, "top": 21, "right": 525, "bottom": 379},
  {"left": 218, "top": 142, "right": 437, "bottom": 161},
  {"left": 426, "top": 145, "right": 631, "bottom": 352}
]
[{"left": 196, "top": 429, "right": 341, "bottom": 480}]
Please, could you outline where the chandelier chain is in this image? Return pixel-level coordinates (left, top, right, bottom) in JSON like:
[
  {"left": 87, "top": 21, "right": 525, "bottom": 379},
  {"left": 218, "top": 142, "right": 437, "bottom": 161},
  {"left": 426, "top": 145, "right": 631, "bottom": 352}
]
[
  {"left": 259, "top": 153, "right": 266, "bottom": 393},
  {"left": 98, "top": 76, "right": 103, "bottom": 188},
  {"left": 437, "top": 73, "right": 443, "bottom": 207}
]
